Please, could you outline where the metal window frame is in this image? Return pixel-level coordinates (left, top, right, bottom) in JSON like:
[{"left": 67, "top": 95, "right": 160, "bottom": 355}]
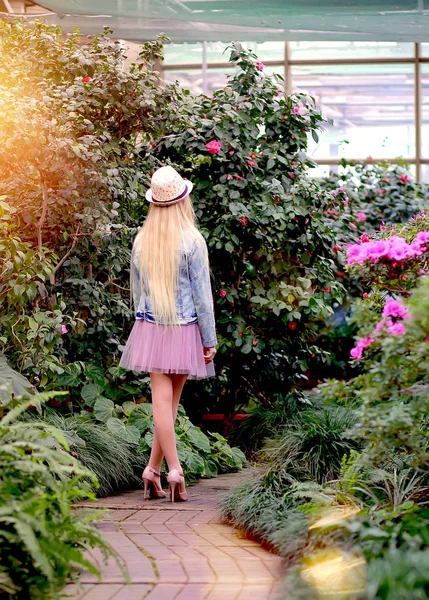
[{"left": 163, "top": 42, "right": 428, "bottom": 181}]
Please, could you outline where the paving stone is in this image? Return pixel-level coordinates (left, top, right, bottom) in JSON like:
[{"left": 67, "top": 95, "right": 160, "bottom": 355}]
[
  {"left": 155, "top": 559, "right": 187, "bottom": 583},
  {"left": 78, "top": 584, "right": 123, "bottom": 599},
  {"left": 111, "top": 584, "right": 152, "bottom": 599},
  {"left": 145, "top": 583, "right": 184, "bottom": 599},
  {"left": 175, "top": 583, "right": 214, "bottom": 599},
  {"left": 236, "top": 585, "right": 274, "bottom": 600},
  {"left": 63, "top": 472, "right": 283, "bottom": 598},
  {"left": 206, "top": 583, "right": 243, "bottom": 600}
]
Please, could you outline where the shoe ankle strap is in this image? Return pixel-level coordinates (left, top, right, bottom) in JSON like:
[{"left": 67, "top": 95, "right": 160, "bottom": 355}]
[{"left": 147, "top": 466, "right": 161, "bottom": 477}]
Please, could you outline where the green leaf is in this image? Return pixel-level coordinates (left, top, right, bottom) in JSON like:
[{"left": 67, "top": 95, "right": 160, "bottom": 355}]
[
  {"left": 106, "top": 418, "right": 140, "bottom": 444},
  {"left": 182, "top": 426, "right": 211, "bottom": 453},
  {"left": 94, "top": 397, "right": 115, "bottom": 422},
  {"left": 311, "top": 130, "right": 319, "bottom": 143},
  {"left": 81, "top": 384, "right": 104, "bottom": 408},
  {"left": 203, "top": 458, "right": 218, "bottom": 478},
  {"left": 122, "top": 401, "right": 137, "bottom": 416}
]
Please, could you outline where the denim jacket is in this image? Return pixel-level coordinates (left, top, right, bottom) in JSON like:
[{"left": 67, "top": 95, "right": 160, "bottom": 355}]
[{"left": 131, "top": 235, "right": 217, "bottom": 348}]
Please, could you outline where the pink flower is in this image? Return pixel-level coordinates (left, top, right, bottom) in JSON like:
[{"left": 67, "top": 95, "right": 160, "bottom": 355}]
[
  {"left": 236, "top": 175, "right": 243, "bottom": 181},
  {"left": 350, "top": 336, "right": 373, "bottom": 360},
  {"left": 256, "top": 61, "right": 264, "bottom": 71},
  {"left": 239, "top": 216, "right": 248, "bottom": 226},
  {"left": 420, "top": 269, "right": 426, "bottom": 275},
  {"left": 247, "top": 160, "right": 255, "bottom": 167},
  {"left": 382, "top": 298, "right": 409, "bottom": 320},
  {"left": 377, "top": 188, "right": 383, "bottom": 195},
  {"left": 61, "top": 325, "right": 68, "bottom": 335},
  {"left": 229, "top": 149, "right": 235, "bottom": 156},
  {"left": 367, "top": 156, "right": 373, "bottom": 163},
  {"left": 387, "top": 321, "right": 406, "bottom": 336},
  {"left": 288, "top": 172, "right": 295, "bottom": 179},
  {"left": 253, "top": 339, "right": 259, "bottom": 346},
  {"left": 220, "top": 289, "right": 227, "bottom": 298},
  {"left": 349, "top": 223, "right": 357, "bottom": 230},
  {"left": 375, "top": 319, "right": 386, "bottom": 332},
  {"left": 206, "top": 140, "right": 222, "bottom": 155},
  {"left": 338, "top": 186, "right": 345, "bottom": 193},
  {"left": 227, "top": 174, "right": 233, "bottom": 180},
  {"left": 400, "top": 174, "right": 409, "bottom": 183},
  {"left": 357, "top": 212, "right": 366, "bottom": 222},
  {"left": 383, "top": 177, "right": 389, "bottom": 182},
  {"left": 360, "top": 233, "right": 370, "bottom": 243},
  {"left": 344, "top": 199, "right": 349, "bottom": 207},
  {"left": 331, "top": 190, "right": 337, "bottom": 197},
  {"left": 293, "top": 106, "right": 300, "bottom": 114}
]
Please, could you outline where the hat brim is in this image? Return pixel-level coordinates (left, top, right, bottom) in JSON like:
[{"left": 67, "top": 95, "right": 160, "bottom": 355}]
[{"left": 146, "top": 180, "right": 193, "bottom": 205}]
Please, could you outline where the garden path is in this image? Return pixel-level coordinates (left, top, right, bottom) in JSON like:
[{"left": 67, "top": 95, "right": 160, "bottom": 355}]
[{"left": 63, "top": 471, "right": 284, "bottom": 600}]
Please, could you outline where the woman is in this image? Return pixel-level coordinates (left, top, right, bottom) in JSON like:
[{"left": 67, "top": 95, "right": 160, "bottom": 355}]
[{"left": 120, "top": 165, "right": 217, "bottom": 503}]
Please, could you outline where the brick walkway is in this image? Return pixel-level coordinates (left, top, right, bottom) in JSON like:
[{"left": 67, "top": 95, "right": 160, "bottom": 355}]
[{"left": 63, "top": 472, "right": 284, "bottom": 600}]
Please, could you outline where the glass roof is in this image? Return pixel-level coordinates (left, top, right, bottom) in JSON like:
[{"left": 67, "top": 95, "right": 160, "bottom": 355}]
[{"left": 36, "top": 1, "right": 429, "bottom": 42}]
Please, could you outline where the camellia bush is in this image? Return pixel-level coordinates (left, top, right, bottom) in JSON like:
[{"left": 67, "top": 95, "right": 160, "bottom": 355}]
[{"left": 148, "top": 42, "right": 346, "bottom": 413}]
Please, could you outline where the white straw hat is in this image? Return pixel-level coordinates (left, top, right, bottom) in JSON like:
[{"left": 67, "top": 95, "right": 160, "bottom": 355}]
[{"left": 146, "top": 165, "right": 193, "bottom": 206}]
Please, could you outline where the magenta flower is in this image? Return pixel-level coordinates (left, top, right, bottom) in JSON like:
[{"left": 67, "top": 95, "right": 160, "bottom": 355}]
[
  {"left": 331, "top": 190, "right": 337, "bottom": 197},
  {"left": 247, "top": 160, "right": 255, "bottom": 167},
  {"left": 387, "top": 321, "right": 406, "bottom": 336},
  {"left": 256, "top": 61, "right": 264, "bottom": 71},
  {"left": 338, "top": 186, "right": 345, "bottom": 193},
  {"left": 357, "top": 212, "right": 366, "bottom": 222},
  {"left": 375, "top": 320, "right": 386, "bottom": 332},
  {"left": 400, "top": 174, "right": 409, "bottom": 183},
  {"left": 206, "top": 140, "right": 222, "bottom": 155},
  {"left": 420, "top": 269, "right": 426, "bottom": 275},
  {"left": 382, "top": 298, "right": 409, "bottom": 320},
  {"left": 227, "top": 174, "right": 233, "bottom": 181},
  {"left": 61, "top": 325, "right": 68, "bottom": 335},
  {"left": 350, "top": 336, "right": 373, "bottom": 360},
  {"left": 220, "top": 289, "right": 227, "bottom": 298},
  {"left": 377, "top": 188, "right": 383, "bottom": 195},
  {"left": 293, "top": 106, "right": 300, "bottom": 114}
]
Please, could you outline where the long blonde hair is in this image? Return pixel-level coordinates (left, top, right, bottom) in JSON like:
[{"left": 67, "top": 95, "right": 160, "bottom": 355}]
[{"left": 132, "top": 195, "right": 207, "bottom": 324}]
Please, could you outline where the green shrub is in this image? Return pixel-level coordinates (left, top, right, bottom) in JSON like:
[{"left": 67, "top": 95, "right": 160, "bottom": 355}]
[{"left": 0, "top": 394, "right": 119, "bottom": 599}]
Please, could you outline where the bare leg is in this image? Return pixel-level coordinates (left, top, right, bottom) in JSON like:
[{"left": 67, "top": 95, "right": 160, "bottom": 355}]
[
  {"left": 149, "top": 374, "right": 188, "bottom": 472},
  {"left": 149, "top": 373, "right": 181, "bottom": 472}
]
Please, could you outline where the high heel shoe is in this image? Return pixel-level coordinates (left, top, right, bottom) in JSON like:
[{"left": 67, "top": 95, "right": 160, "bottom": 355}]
[
  {"left": 142, "top": 466, "right": 166, "bottom": 500},
  {"left": 167, "top": 469, "right": 188, "bottom": 503}
]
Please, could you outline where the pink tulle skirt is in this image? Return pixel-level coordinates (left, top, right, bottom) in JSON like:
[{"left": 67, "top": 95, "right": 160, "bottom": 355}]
[{"left": 119, "top": 320, "right": 215, "bottom": 380}]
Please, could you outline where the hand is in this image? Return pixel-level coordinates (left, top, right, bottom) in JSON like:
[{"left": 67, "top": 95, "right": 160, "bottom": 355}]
[{"left": 203, "top": 346, "right": 217, "bottom": 364}]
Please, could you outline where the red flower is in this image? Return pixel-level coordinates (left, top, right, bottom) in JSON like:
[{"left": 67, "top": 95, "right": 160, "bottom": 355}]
[
  {"left": 247, "top": 160, "right": 255, "bottom": 167},
  {"left": 250, "top": 152, "right": 256, "bottom": 159},
  {"left": 82, "top": 76, "right": 92, "bottom": 83},
  {"left": 206, "top": 140, "right": 222, "bottom": 155},
  {"left": 239, "top": 216, "right": 248, "bottom": 226},
  {"left": 130, "top": 92, "right": 136, "bottom": 98},
  {"left": 362, "top": 293, "right": 368, "bottom": 299},
  {"left": 220, "top": 289, "right": 227, "bottom": 298},
  {"left": 360, "top": 233, "right": 370, "bottom": 243},
  {"left": 239, "top": 330, "right": 243, "bottom": 337},
  {"left": 336, "top": 271, "right": 345, "bottom": 278},
  {"left": 253, "top": 339, "right": 259, "bottom": 346},
  {"left": 400, "top": 174, "right": 409, "bottom": 183},
  {"left": 236, "top": 175, "right": 243, "bottom": 181},
  {"left": 322, "top": 287, "right": 332, "bottom": 293},
  {"left": 333, "top": 244, "right": 342, "bottom": 252},
  {"left": 254, "top": 254, "right": 261, "bottom": 260},
  {"left": 288, "top": 321, "right": 297, "bottom": 331},
  {"left": 288, "top": 172, "right": 295, "bottom": 179}
]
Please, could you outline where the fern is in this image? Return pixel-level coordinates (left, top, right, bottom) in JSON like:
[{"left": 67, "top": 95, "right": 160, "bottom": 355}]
[{"left": 0, "top": 392, "right": 124, "bottom": 599}]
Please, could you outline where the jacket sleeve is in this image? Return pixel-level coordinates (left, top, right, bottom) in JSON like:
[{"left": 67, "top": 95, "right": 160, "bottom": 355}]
[
  {"left": 188, "top": 241, "right": 217, "bottom": 347},
  {"left": 130, "top": 247, "right": 141, "bottom": 312}
]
